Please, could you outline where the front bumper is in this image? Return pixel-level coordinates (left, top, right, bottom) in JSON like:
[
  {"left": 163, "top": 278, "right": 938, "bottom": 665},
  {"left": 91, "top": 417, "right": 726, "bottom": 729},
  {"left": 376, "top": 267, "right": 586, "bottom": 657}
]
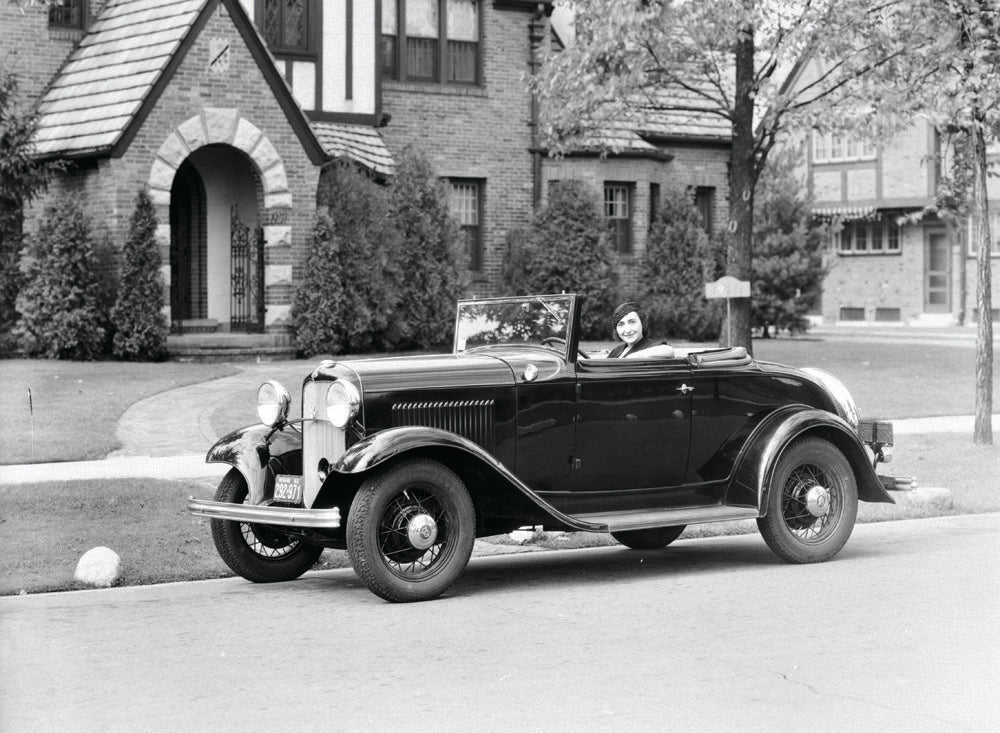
[{"left": 188, "top": 498, "right": 342, "bottom": 529}]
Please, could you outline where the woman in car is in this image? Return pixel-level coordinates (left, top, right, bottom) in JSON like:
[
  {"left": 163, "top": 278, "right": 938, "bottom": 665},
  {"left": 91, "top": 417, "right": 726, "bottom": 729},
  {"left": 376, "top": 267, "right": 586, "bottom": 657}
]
[{"left": 607, "top": 301, "right": 675, "bottom": 358}]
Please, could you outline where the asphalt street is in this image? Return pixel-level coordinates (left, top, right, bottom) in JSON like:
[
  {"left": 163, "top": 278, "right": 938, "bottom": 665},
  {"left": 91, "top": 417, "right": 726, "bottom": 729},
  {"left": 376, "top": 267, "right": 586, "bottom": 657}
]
[{"left": 2, "top": 513, "right": 997, "bottom": 732}]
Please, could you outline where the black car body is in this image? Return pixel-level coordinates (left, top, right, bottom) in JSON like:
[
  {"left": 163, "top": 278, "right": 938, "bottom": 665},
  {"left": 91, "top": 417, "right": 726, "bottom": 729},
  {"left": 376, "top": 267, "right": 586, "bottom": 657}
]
[{"left": 189, "top": 294, "right": 906, "bottom": 602}]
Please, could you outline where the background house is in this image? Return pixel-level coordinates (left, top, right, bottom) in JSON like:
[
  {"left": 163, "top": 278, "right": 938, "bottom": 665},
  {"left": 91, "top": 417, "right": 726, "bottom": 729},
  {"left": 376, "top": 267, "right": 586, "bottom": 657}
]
[{"left": 5, "top": 0, "right": 734, "bottom": 356}]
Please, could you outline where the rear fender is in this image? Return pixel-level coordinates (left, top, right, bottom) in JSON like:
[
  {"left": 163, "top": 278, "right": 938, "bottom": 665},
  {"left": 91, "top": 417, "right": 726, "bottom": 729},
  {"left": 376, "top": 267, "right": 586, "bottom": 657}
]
[
  {"left": 728, "top": 406, "right": 894, "bottom": 513},
  {"left": 207, "top": 425, "right": 302, "bottom": 505}
]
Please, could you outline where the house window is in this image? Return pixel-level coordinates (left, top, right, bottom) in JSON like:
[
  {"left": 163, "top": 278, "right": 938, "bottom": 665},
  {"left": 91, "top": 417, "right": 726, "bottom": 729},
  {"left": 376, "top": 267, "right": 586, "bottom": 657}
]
[
  {"left": 968, "top": 211, "right": 1000, "bottom": 256},
  {"left": 836, "top": 218, "right": 901, "bottom": 255},
  {"left": 382, "top": 0, "right": 480, "bottom": 84},
  {"left": 604, "top": 182, "right": 632, "bottom": 254},
  {"left": 49, "top": 0, "right": 84, "bottom": 28},
  {"left": 259, "top": 0, "right": 314, "bottom": 56},
  {"left": 451, "top": 179, "right": 483, "bottom": 270},
  {"left": 694, "top": 186, "right": 715, "bottom": 237},
  {"left": 813, "top": 131, "right": 876, "bottom": 163},
  {"left": 649, "top": 183, "right": 660, "bottom": 231}
]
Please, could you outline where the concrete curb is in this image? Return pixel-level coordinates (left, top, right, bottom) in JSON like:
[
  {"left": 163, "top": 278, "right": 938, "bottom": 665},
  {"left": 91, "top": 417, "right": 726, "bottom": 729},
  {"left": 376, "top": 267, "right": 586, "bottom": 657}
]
[{"left": 0, "top": 455, "right": 227, "bottom": 484}]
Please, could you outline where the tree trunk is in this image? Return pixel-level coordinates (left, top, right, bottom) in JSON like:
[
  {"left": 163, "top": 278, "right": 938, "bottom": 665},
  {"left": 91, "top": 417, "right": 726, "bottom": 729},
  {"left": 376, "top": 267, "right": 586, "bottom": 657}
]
[
  {"left": 971, "top": 124, "right": 993, "bottom": 445},
  {"left": 723, "top": 10, "right": 756, "bottom": 355}
]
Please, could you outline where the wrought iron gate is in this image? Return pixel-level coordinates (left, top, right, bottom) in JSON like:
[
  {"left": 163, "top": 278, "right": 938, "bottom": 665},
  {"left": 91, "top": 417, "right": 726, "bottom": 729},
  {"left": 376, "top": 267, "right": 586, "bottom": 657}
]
[{"left": 230, "top": 205, "right": 265, "bottom": 332}]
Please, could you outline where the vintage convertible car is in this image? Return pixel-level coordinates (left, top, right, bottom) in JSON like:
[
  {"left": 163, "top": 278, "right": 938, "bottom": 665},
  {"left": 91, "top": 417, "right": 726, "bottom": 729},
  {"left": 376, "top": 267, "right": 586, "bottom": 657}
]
[{"left": 189, "top": 294, "right": 909, "bottom": 602}]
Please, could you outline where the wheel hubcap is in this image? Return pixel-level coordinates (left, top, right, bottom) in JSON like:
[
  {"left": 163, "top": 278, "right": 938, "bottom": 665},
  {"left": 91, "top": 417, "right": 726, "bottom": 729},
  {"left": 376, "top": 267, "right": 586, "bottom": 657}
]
[
  {"left": 407, "top": 513, "right": 438, "bottom": 550},
  {"left": 804, "top": 485, "right": 831, "bottom": 517}
]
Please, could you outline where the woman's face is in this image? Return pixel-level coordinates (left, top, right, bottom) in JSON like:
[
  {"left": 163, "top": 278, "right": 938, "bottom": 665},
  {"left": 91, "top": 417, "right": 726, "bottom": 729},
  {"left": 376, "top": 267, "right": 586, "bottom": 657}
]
[{"left": 616, "top": 311, "right": 643, "bottom": 345}]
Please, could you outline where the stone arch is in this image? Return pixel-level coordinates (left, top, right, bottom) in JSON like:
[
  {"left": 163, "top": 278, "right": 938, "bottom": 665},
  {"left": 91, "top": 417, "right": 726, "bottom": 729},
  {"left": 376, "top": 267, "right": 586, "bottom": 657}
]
[{"left": 146, "top": 108, "right": 295, "bottom": 332}]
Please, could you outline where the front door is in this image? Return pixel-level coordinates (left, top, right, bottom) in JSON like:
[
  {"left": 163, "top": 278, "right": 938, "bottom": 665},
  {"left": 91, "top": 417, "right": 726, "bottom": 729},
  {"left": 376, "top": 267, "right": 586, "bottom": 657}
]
[{"left": 925, "top": 231, "right": 951, "bottom": 312}]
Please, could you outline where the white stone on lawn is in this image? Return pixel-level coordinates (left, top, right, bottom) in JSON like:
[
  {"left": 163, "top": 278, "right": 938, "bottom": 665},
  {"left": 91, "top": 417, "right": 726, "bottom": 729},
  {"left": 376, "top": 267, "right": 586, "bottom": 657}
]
[{"left": 74, "top": 547, "right": 121, "bottom": 588}]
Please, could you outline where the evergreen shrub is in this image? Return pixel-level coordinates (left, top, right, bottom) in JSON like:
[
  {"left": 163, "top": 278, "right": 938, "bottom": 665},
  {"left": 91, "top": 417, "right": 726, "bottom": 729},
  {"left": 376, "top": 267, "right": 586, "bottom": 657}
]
[
  {"left": 641, "top": 187, "right": 723, "bottom": 342},
  {"left": 16, "top": 197, "right": 116, "bottom": 359},
  {"left": 387, "top": 147, "right": 467, "bottom": 349},
  {"left": 111, "top": 189, "right": 167, "bottom": 360},
  {"left": 500, "top": 180, "right": 617, "bottom": 338},
  {"left": 293, "top": 161, "right": 403, "bottom": 356}
]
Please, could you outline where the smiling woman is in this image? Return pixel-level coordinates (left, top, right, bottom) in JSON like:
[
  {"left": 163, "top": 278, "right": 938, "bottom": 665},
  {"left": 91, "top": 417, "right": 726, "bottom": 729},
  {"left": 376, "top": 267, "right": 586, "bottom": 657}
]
[{"left": 606, "top": 301, "right": 675, "bottom": 359}]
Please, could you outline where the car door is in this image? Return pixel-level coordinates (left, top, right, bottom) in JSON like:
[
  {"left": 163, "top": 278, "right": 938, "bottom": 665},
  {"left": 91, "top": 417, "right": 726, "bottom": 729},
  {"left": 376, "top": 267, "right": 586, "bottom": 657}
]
[{"left": 557, "top": 357, "right": 694, "bottom": 514}]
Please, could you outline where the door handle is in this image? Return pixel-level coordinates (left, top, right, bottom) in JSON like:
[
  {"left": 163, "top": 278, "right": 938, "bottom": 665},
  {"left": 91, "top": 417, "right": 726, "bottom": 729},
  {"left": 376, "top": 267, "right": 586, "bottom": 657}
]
[{"left": 676, "top": 383, "right": 694, "bottom": 394}]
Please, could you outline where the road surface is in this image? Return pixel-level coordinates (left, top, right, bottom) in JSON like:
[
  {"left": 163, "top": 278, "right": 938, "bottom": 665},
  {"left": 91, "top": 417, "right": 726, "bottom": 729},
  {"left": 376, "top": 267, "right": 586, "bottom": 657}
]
[{"left": 2, "top": 514, "right": 998, "bottom": 732}]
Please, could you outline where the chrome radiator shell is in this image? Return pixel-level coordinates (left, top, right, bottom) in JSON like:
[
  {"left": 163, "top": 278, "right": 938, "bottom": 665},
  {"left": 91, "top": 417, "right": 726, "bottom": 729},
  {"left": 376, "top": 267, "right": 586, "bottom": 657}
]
[{"left": 302, "top": 381, "right": 346, "bottom": 508}]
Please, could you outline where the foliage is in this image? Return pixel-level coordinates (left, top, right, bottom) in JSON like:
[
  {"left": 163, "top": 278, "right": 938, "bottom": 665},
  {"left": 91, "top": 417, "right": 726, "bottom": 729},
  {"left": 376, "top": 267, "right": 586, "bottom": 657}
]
[
  {"left": 111, "top": 190, "right": 167, "bottom": 360},
  {"left": 387, "top": 147, "right": 467, "bottom": 349},
  {"left": 751, "top": 153, "right": 826, "bottom": 336},
  {"left": 532, "top": 0, "right": 914, "bottom": 350},
  {"left": 293, "top": 161, "right": 403, "bottom": 356},
  {"left": 640, "top": 187, "right": 723, "bottom": 342},
  {"left": 499, "top": 180, "right": 617, "bottom": 338},
  {"left": 0, "top": 66, "right": 57, "bottom": 351},
  {"left": 15, "top": 197, "right": 115, "bottom": 359}
]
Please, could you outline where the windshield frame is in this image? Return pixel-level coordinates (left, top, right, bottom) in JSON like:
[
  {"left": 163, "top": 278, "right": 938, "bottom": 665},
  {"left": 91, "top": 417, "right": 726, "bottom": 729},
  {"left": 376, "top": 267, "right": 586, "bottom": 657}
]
[{"left": 452, "top": 294, "right": 582, "bottom": 361}]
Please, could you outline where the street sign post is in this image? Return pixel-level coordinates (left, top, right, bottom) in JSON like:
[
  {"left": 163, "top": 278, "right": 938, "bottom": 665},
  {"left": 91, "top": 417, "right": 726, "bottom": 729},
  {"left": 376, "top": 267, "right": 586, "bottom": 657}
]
[{"left": 705, "top": 276, "right": 751, "bottom": 347}]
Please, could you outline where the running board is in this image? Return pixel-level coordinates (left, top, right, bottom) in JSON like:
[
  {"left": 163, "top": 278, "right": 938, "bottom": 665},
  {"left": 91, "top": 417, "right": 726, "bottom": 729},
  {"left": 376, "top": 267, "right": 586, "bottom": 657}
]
[{"left": 569, "top": 505, "right": 760, "bottom": 533}]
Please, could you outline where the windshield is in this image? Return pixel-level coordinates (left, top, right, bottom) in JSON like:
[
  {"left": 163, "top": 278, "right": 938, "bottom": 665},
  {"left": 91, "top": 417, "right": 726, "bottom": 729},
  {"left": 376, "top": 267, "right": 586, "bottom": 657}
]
[{"left": 454, "top": 295, "right": 573, "bottom": 353}]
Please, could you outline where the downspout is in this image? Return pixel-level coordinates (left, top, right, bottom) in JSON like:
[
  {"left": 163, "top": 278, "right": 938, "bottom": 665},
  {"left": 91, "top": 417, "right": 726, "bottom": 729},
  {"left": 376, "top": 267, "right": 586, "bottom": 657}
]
[{"left": 529, "top": 5, "right": 546, "bottom": 210}]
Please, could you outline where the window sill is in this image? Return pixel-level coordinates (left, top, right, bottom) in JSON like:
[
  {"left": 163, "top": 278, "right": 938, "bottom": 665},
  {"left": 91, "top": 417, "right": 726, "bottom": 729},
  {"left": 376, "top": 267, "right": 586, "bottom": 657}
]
[
  {"left": 836, "top": 250, "right": 902, "bottom": 256},
  {"left": 383, "top": 80, "right": 486, "bottom": 98},
  {"left": 48, "top": 27, "right": 85, "bottom": 41}
]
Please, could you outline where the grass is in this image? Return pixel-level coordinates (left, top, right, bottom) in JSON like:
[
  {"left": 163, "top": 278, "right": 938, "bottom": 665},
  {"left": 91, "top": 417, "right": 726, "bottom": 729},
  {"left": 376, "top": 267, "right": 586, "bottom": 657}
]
[
  {"left": 1, "top": 429, "right": 996, "bottom": 595},
  {"left": 0, "top": 359, "right": 239, "bottom": 464}
]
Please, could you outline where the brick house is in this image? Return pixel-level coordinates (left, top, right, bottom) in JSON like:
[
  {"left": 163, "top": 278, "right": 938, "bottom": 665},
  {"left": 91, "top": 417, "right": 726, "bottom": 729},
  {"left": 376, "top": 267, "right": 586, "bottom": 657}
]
[{"left": 4, "top": 0, "right": 732, "bottom": 354}]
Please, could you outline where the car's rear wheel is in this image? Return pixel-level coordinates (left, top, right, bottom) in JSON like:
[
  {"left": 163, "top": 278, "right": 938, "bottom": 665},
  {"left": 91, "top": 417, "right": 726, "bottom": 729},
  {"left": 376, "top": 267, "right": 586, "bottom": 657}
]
[
  {"left": 757, "top": 437, "right": 858, "bottom": 563},
  {"left": 612, "top": 525, "right": 686, "bottom": 550},
  {"left": 347, "top": 458, "right": 475, "bottom": 603},
  {"left": 210, "top": 469, "right": 323, "bottom": 582}
]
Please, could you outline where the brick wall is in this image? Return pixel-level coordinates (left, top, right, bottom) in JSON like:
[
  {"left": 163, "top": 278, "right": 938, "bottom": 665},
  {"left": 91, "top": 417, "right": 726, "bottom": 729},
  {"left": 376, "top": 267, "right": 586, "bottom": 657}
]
[{"left": 0, "top": 3, "right": 80, "bottom": 101}]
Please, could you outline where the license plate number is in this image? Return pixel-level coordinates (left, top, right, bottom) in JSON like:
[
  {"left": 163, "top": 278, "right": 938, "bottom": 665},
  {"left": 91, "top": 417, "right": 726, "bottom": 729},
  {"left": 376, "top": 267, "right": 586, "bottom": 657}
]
[{"left": 273, "top": 474, "right": 303, "bottom": 504}]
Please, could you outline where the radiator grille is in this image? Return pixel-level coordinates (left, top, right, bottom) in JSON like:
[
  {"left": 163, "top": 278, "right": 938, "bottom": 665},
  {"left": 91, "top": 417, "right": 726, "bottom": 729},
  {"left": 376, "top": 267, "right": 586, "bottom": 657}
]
[
  {"left": 302, "top": 381, "right": 346, "bottom": 508},
  {"left": 392, "top": 399, "right": 495, "bottom": 450}
]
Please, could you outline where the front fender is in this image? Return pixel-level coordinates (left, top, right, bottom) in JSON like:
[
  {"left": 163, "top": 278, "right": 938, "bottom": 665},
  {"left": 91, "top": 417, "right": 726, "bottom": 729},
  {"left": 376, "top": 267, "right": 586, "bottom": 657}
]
[
  {"left": 728, "top": 405, "right": 894, "bottom": 513},
  {"left": 207, "top": 424, "right": 302, "bottom": 505}
]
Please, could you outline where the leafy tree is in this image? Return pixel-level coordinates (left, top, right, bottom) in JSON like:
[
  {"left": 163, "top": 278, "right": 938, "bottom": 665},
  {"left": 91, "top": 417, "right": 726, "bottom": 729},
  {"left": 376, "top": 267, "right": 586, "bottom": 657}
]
[
  {"left": 111, "top": 189, "right": 167, "bottom": 360},
  {"left": 16, "top": 198, "right": 114, "bottom": 359},
  {"left": 294, "top": 161, "right": 402, "bottom": 356},
  {"left": 500, "top": 180, "right": 617, "bottom": 338},
  {"left": 640, "top": 187, "right": 723, "bottom": 342},
  {"left": 0, "top": 66, "right": 58, "bottom": 350},
  {"left": 751, "top": 153, "right": 826, "bottom": 337},
  {"left": 387, "top": 147, "right": 467, "bottom": 349},
  {"left": 533, "top": 0, "right": 911, "bottom": 353}
]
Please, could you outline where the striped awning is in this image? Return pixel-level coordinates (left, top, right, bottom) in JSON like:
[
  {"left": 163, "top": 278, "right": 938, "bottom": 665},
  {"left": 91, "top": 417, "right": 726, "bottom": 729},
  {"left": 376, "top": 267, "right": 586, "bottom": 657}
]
[{"left": 811, "top": 205, "right": 879, "bottom": 221}]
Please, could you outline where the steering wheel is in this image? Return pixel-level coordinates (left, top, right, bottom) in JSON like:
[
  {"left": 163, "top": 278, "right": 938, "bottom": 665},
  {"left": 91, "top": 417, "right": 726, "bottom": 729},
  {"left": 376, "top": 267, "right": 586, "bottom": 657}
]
[{"left": 541, "top": 337, "right": 588, "bottom": 360}]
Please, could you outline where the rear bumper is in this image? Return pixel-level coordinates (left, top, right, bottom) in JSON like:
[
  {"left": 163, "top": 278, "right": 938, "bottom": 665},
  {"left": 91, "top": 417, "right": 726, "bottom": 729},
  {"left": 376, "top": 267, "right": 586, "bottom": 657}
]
[{"left": 187, "top": 498, "right": 342, "bottom": 529}]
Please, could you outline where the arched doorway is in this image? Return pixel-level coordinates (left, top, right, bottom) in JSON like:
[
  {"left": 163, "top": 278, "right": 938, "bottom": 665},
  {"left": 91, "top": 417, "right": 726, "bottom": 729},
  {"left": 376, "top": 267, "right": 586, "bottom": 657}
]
[{"left": 169, "top": 144, "right": 263, "bottom": 332}]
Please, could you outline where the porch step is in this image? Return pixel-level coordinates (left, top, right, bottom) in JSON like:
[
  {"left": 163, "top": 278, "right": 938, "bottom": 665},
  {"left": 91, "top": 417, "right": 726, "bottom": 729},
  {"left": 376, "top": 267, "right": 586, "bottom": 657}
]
[{"left": 167, "top": 333, "right": 296, "bottom": 362}]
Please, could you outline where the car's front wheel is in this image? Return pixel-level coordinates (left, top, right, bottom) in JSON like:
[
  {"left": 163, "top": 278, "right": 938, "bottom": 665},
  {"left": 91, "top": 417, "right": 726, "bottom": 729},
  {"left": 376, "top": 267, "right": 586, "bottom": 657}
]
[
  {"left": 210, "top": 469, "right": 323, "bottom": 582},
  {"left": 757, "top": 437, "right": 858, "bottom": 564},
  {"left": 612, "top": 525, "right": 686, "bottom": 550},
  {"left": 347, "top": 458, "right": 476, "bottom": 602}
]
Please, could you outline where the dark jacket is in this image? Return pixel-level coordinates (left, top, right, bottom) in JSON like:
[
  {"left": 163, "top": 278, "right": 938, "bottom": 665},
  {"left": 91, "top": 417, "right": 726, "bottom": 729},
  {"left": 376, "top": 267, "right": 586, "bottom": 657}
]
[{"left": 608, "top": 336, "right": 667, "bottom": 358}]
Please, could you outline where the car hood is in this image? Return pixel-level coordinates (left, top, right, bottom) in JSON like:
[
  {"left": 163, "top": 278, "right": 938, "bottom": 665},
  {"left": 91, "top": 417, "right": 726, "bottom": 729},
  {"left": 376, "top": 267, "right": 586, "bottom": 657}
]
[{"left": 310, "top": 353, "right": 516, "bottom": 393}]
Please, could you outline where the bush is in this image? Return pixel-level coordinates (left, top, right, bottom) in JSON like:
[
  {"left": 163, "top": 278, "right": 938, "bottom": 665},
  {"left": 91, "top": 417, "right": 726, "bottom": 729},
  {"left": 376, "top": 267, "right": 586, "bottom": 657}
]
[
  {"left": 294, "top": 161, "right": 403, "bottom": 356},
  {"left": 752, "top": 155, "right": 826, "bottom": 336},
  {"left": 500, "top": 180, "right": 617, "bottom": 338},
  {"left": 640, "top": 187, "right": 723, "bottom": 342},
  {"left": 111, "top": 189, "right": 167, "bottom": 360},
  {"left": 16, "top": 198, "right": 115, "bottom": 359},
  {"left": 387, "top": 148, "right": 467, "bottom": 349}
]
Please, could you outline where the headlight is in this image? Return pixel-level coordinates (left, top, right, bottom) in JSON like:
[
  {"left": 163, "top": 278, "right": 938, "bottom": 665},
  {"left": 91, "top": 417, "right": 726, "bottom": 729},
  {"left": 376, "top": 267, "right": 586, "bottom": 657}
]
[
  {"left": 326, "top": 380, "right": 360, "bottom": 428},
  {"left": 256, "top": 380, "right": 290, "bottom": 427},
  {"left": 802, "top": 367, "right": 860, "bottom": 429}
]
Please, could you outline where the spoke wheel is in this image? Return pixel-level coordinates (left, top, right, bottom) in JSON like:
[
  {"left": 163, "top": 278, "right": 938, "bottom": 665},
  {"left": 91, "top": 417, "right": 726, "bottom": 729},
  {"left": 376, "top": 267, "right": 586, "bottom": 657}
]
[
  {"left": 757, "top": 437, "right": 858, "bottom": 564},
  {"left": 348, "top": 459, "right": 475, "bottom": 602},
  {"left": 210, "top": 469, "right": 323, "bottom": 583},
  {"left": 612, "top": 525, "right": 686, "bottom": 550}
]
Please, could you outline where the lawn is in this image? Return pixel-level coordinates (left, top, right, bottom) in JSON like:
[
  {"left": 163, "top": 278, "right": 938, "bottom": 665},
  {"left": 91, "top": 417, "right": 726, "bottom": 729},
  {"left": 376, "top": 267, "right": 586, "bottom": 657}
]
[{"left": 0, "top": 359, "right": 239, "bottom": 464}]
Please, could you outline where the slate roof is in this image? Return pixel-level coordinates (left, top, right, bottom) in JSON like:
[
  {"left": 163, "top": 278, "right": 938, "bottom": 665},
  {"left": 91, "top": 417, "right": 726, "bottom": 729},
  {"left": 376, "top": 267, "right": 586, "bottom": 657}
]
[
  {"left": 312, "top": 122, "right": 396, "bottom": 177},
  {"left": 33, "top": 0, "right": 205, "bottom": 157}
]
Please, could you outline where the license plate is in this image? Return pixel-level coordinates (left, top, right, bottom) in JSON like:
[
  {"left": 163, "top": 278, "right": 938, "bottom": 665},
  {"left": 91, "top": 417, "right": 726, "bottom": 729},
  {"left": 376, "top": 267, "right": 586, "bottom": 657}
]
[{"left": 273, "top": 474, "right": 303, "bottom": 504}]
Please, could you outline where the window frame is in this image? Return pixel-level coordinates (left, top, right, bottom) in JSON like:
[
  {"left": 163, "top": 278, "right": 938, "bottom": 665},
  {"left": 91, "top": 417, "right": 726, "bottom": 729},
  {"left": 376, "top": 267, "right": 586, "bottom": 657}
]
[
  {"left": 48, "top": 0, "right": 86, "bottom": 29},
  {"left": 382, "top": 0, "right": 482, "bottom": 86},
  {"left": 835, "top": 218, "right": 902, "bottom": 256},
  {"left": 813, "top": 131, "right": 877, "bottom": 164},
  {"left": 604, "top": 181, "right": 634, "bottom": 255},
  {"left": 257, "top": 0, "right": 318, "bottom": 59},
  {"left": 449, "top": 178, "right": 485, "bottom": 271},
  {"left": 693, "top": 186, "right": 715, "bottom": 238},
  {"left": 967, "top": 211, "right": 1000, "bottom": 257}
]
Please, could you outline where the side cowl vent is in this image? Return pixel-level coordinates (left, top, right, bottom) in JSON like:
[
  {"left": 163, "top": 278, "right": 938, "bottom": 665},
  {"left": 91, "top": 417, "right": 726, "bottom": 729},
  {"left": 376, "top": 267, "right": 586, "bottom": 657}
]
[{"left": 392, "top": 399, "right": 495, "bottom": 450}]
